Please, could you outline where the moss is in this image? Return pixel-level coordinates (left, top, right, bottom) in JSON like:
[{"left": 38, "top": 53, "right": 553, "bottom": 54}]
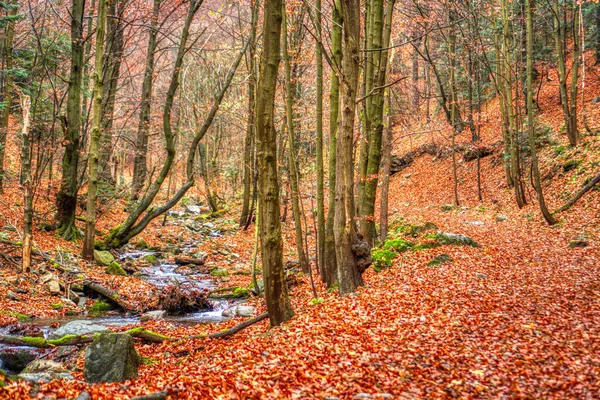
[
  {"left": 22, "top": 336, "right": 46, "bottom": 347},
  {"left": 50, "top": 303, "right": 64, "bottom": 310},
  {"left": 427, "top": 254, "right": 454, "bottom": 267},
  {"left": 371, "top": 249, "right": 397, "bottom": 272},
  {"left": 232, "top": 287, "right": 250, "bottom": 297},
  {"left": 105, "top": 261, "right": 127, "bottom": 276},
  {"left": 412, "top": 242, "right": 438, "bottom": 251},
  {"left": 94, "top": 240, "right": 108, "bottom": 251},
  {"left": 210, "top": 267, "right": 229, "bottom": 277},
  {"left": 47, "top": 334, "right": 80, "bottom": 346},
  {"left": 383, "top": 238, "right": 414, "bottom": 253},
  {"left": 143, "top": 254, "right": 156, "bottom": 263},
  {"left": 88, "top": 300, "right": 112, "bottom": 313},
  {"left": 141, "top": 356, "right": 159, "bottom": 366},
  {"left": 4, "top": 312, "right": 32, "bottom": 322},
  {"left": 309, "top": 297, "right": 324, "bottom": 306},
  {"left": 327, "top": 282, "right": 339, "bottom": 293},
  {"left": 125, "top": 327, "right": 171, "bottom": 340},
  {"left": 136, "top": 239, "right": 149, "bottom": 250}
]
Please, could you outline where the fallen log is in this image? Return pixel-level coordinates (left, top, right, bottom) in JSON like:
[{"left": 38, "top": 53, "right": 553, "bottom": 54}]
[
  {"left": 129, "top": 391, "right": 168, "bottom": 400},
  {"left": 556, "top": 171, "right": 600, "bottom": 213},
  {"left": 0, "top": 313, "right": 269, "bottom": 347},
  {"left": 173, "top": 256, "right": 205, "bottom": 266},
  {"left": 83, "top": 280, "right": 136, "bottom": 312}
]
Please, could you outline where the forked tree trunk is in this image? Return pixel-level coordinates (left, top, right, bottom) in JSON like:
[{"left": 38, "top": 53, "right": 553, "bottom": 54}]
[{"left": 255, "top": 0, "right": 294, "bottom": 326}]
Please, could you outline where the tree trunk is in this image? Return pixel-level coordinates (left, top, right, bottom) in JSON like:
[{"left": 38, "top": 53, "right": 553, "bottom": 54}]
[
  {"left": 526, "top": 0, "right": 556, "bottom": 225},
  {"left": 131, "top": 0, "right": 161, "bottom": 201},
  {"left": 334, "top": 0, "right": 365, "bottom": 295},
  {"left": 315, "top": 0, "right": 325, "bottom": 277},
  {"left": 282, "top": 2, "right": 309, "bottom": 273},
  {"left": 20, "top": 96, "right": 32, "bottom": 273},
  {"left": 379, "top": 92, "right": 392, "bottom": 243},
  {"left": 256, "top": 0, "right": 294, "bottom": 326},
  {"left": 82, "top": 0, "right": 107, "bottom": 259},
  {"left": 56, "top": 0, "right": 86, "bottom": 240},
  {"left": 323, "top": 0, "right": 342, "bottom": 288},
  {"left": 240, "top": 0, "right": 259, "bottom": 228},
  {"left": 0, "top": 0, "right": 17, "bottom": 193}
]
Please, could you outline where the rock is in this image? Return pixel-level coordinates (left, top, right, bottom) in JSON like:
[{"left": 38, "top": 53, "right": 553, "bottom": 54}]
[
  {"left": 2, "top": 225, "right": 17, "bottom": 232},
  {"left": 495, "top": 214, "right": 508, "bottom": 222},
  {"left": 18, "top": 372, "right": 73, "bottom": 383},
  {"left": 50, "top": 320, "right": 109, "bottom": 340},
  {"left": 130, "top": 391, "right": 168, "bottom": 400},
  {"left": 592, "top": 96, "right": 600, "bottom": 104},
  {"left": 40, "top": 273, "right": 54, "bottom": 284},
  {"left": 84, "top": 333, "right": 139, "bottom": 383},
  {"left": 427, "top": 254, "right": 453, "bottom": 267},
  {"left": 210, "top": 267, "right": 229, "bottom": 277},
  {"left": 475, "top": 273, "right": 488, "bottom": 279},
  {"left": 75, "top": 392, "right": 92, "bottom": 400},
  {"left": 22, "top": 359, "right": 67, "bottom": 375},
  {"left": 135, "top": 239, "right": 149, "bottom": 250},
  {"left": 0, "top": 349, "right": 36, "bottom": 372},
  {"left": 353, "top": 394, "right": 373, "bottom": 399},
  {"left": 47, "top": 280, "right": 61, "bottom": 294},
  {"left": 140, "top": 310, "right": 167, "bottom": 322},
  {"left": 105, "top": 261, "right": 127, "bottom": 276},
  {"left": 467, "top": 221, "right": 485, "bottom": 226},
  {"left": 563, "top": 159, "right": 580, "bottom": 173},
  {"left": 77, "top": 296, "right": 87, "bottom": 308},
  {"left": 94, "top": 250, "right": 115, "bottom": 266},
  {"left": 441, "top": 204, "right": 455, "bottom": 212},
  {"left": 222, "top": 305, "right": 255, "bottom": 318},
  {"left": 60, "top": 297, "right": 77, "bottom": 308},
  {"left": 6, "top": 290, "right": 20, "bottom": 301},
  {"left": 568, "top": 240, "right": 588, "bottom": 248},
  {"left": 433, "top": 232, "right": 480, "bottom": 248},
  {"left": 67, "top": 290, "right": 80, "bottom": 304},
  {"left": 5, "top": 275, "right": 18, "bottom": 284},
  {"left": 143, "top": 254, "right": 157, "bottom": 264},
  {"left": 185, "top": 205, "right": 201, "bottom": 214}
]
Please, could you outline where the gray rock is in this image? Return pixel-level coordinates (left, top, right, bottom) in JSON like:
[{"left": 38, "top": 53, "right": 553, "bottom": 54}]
[
  {"left": 353, "top": 394, "right": 373, "bottom": 399},
  {"left": 84, "top": 333, "right": 139, "bottom": 383},
  {"left": 47, "top": 280, "right": 61, "bottom": 294},
  {"left": 60, "top": 297, "right": 77, "bottom": 308},
  {"left": 441, "top": 204, "right": 455, "bottom": 212},
  {"left": 18, "top": 372, "right": 73, "bottom": 383},
  {"left": 185, "top": 205, "right": 201, "bottom": 214},
  {"left": 50, "top": 320, "right": 109, "bottom": 340},
  {"left": 75, "top": 392, "right": 92, "bottom": 400},
  {"left": 40, "top": 273, "right": 55, "bottom": 284},
  {"left": 475, "top": 273, "right": 488, "bottom": 279},
  {"left": 77, "top": 296, "right": 87, "bottom": 308},
  {"left": 427, "top": 254, "right": 453, "bottom": 267},
  {"left": 568, "top": 240, "right": 589, "bottom": 248},
  {"left": 0, "top": 349, "right": 36, "bottom": 372},
  {"left": 467, "top": 221, "right": 485, "bottom": 226},
  {"left": 140, "top": 310, "right": 167, "bottom": 322},
  {"left": 6, "top": 290, "right": 20, "bottom": 301},
  {"left": 434, "top": 232, "right": 480, "bottom": 248},
  {"left": 22, "top": 359, "right": 66, "bottom": 374},
  {"left": 236, "top": 305, "right": 255, "bottom": 317},
  {"left": 592, "top": 96, "right": 600, "bottom": 104},
  {"left": 94, "top": 250, "right": 115, "bottom": 267},
  {"left": 495, "top": 214, "right": 508, "bottom": 222}
]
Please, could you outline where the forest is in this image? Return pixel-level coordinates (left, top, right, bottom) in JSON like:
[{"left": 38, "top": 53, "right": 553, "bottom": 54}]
[{"left": 0, "top": 0, "right": 599, "bottom": 398}]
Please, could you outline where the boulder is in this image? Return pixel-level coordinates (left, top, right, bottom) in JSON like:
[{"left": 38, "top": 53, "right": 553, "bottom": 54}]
[
  {"left": 0, "top": 349, "right": 36, "bottom": 372},
  {"left": 18, "top": 372, "right": 73, "bottom": 383},
  {"left": 427, "top": 254, "right": 454, "bottom": 267},
  {"left": 105, "top": 261, "right": 127, "bottom": 276},
  {"left": 140, "top": 310, "right": 167, "bottom": 322},
  {"left": 84, "top": 333, "right": 139, "bottom": 383},
  {"left": 22, "top": 359, "right": 66, "bottom": 374},
  {"left": 433, "top": 232, "right": 480, "bottom": 248},
  {"left": 210, "top": 267, "right": 229, "bottom": 277},
  {"left": 185, "top": 205, "right": 201, "bottom": 214},
  {"left": 94, "top": 250, "right": 115, "bottom": 266},
  {"left": 47, "top": 280, "right": 61, "bottom": 294},
  {"left": 495, "top": 214, "right": 508, "bottom": 222},
  {"left": 568, "top": 240, "right": 588, "bottom": 248},
  {"left": 222, "top": 305, "right": 255, "bottom": 318},
  {"left": 39, "top": 273, "right": 54, "bottom": 284},
  {"left": 49, "top": 320, "right": 108, "bottom": 340}
]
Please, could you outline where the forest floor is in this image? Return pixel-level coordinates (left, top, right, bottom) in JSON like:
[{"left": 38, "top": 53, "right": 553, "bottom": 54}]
[{"left": 1, "top": 62, "right": 600, "bottom": 398}]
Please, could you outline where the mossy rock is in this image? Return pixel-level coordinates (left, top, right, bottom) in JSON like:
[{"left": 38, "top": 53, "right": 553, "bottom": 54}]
[
  {"left": 232, "top": 287, "right": 250, "bottom": 297},
  {"left": 412, "top": 242, "right": 439, "bottom": 251},
  {"left": 430, "top": 232, "right": 480, "bottom": 248},
  {"left": 50, "top": 303, "right": 64, "bottom": 310},
  {"left": 568, "top": 240, "right": 588, "bottom": 248},
  {"left": 371, "top": 249, "right": 397, "bottom": 272},
  {"left": 94, "top": 250, "right": 115, "bottom": 267},
  {"left": 135, "top": 239, "right": 149, "bottom": 250},
  {"left": 406, "top": 222, "right": 438, "bottom": 237},
  {"left": 210, "top": 267, "right": 229, "bottom": 277},
  {"left": 383, "top": 238, "right": 414, "bottom": 253},
  {"left": 441, "top": 204, "right": 456, "bottom": 212},
  {"left": 563, "top": 159, "right": 581, "bottom": 172},
  {"left": 105, "top": 261, "right": 127, "bottom": 276},
  {"left": 427, "top": 254, "right": 454, "bottom": 267},
  {"left": 88, "top": 300, "right": 113, "bottom": 313},
  {"left": 94, "top": 240, "right": 108, "bottom": 251},
  {"left": 143, "top": 254, "right": 156, "bottom": 264}
]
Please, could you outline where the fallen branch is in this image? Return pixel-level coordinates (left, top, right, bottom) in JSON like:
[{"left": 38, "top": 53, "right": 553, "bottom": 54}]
[
  {"left": 83, "top": 280, "right": 136, "bottom": 312},
  {"left": 556, "top": 172, "right": 600, "bottom": 213},
  {"left": 129, "top": 391, "right": 168, "bottom": 400},
  {"left": 206, "top": 312, "right": 269, "bottom": 339}
]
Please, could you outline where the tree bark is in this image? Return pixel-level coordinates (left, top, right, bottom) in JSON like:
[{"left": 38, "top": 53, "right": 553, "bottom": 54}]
[
  {"left": 0, "top": 0, "right": 17, "bottom": 193},
  {"left": 20, "top": 96, "right": 32, "bottom": 273},
  {"left": 256, "top": 0, "right": 294, "bottom": 326},
  {"left": 56, "top": 0, "right": 86, "bottom": 240}
]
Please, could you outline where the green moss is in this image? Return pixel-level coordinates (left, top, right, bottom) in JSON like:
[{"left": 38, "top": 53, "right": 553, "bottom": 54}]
[
  {"left": 210, "top": 267, "right": 229, "bottom": 277},
  {"left": 47, "top": 334, "right": 80, "bottom": 346},
  {"left": 22, "top": 336, "right": 46, "bottom": 347},
  {"left": 327, "top": 282, "right": 339, "bottom": 293},
  {"left": 105, "top": 261, "right": 127, "bottom": 276},
  {"left": 94, "top": 240, "right": 108, "bottom": 251},
  {"left": 371, "top": 249, "right": 397, "bottom": 272},
  {"left": 563, "top": 159, "right": 581, "bottom": 172},
  {"left": 141, "top": 356, "right": 159, "bottom": 366},
  {"left": 309, "top": 297, "right": 324, "bottom": 306},
  {"left": 383, "top": 238, "right": 414, "bottom": 253},
  {"left": 89, "top": 300, "right": 112, "bottom": 313},
  {"left": 143, "top": 254, "right": 156, "bottom": 263},
  {"left": 4, "top": 312, "right": 32, "bottom": 322},
  {"left": 125, "top": 327, "right": 171, "bottom": 340},
  {"left": 413, "top": 242, "right": 439, "bottom": 251},
  {"left": 427, "top": 254, "right": 454, "bottom": 267},
  {"left": 50, "top": 303, "right": 64, "bottom": 310},
  {"left": 232, "top": 287, "right": 250, "bottom": 297}
]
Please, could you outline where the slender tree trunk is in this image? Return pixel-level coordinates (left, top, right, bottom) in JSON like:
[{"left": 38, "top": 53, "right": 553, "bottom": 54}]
[
  {"left": 0, "top": 0, "right": 17, "bottom": 193},
  {"left": 323, "top": 0, "right": 342, "bottom": 287},
  {"left": 379, "top": 91, "right": 392, "bottom": 243},
  {"left": 596, "top": 4, "right": 600, "bottom": 65},
  {"left": 256, "top": 0, "right": 294, "bottom": 326},
  {"left": 526, "top": 0, "right": 556, "bottom": 225},
  {"left": 56, "top": 0, "right": 86, "bottom": 240},
  {"left": 82, "top": 0, "right": 107, "bottom": 259},
  {"left": 131, "top": 0, "right": 161, "bottom": 201},
  {"left": 335, "top": 0, "right": 365, "bottom": 295},
  {"left": 282, "top": 2, "right": 309, "bottom": 273},
  {"left": 240, "top": 0, "right": 259, "bottom": 228},
  {"left": 315, "top": 0, "right": 325, "bottom": 277},
  {"left": 20, "top": 96, "right": 32, "bottom": 272}
]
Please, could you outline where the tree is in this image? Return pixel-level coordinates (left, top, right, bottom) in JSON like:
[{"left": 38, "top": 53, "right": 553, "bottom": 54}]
[
  {"left": 83, "top": 0, "right": 107, "bottom": 259},
  {"left": 334, "top": 0, "right": 366, "bottom": 295},
  {"left": 56, "top": 0, "right": 86, "bottom": 240},
  {"left": 315, "top": 0, "right": 325, "bottom": 278},
  {"left": 256, "top": 0, "right": 294, "bottom": 325}
]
